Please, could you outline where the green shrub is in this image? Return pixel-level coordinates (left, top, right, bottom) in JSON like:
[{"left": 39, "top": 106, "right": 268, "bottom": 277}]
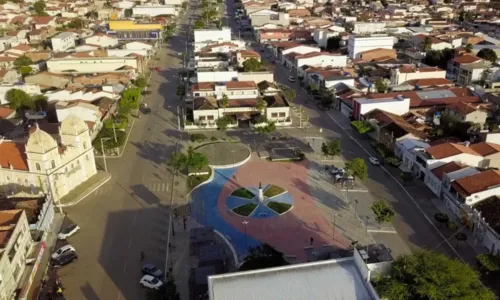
[
  {"left": 385, "top": 156, "right": 401, "bottom": 167},
  {"left": 190, "top": 133, "right": 207, "bottom": 142},
  {"left": 477, "top": 254, "right": 500, "bottom": 272},
  {"left": 351, "top": 120, "right": 374, "bottom": 134},
  {"left": 210, "top": 136, "right": 218, "bottom": 141}
]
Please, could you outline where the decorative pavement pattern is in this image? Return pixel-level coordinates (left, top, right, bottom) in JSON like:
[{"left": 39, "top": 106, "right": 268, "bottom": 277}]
[{"left": 190, "top": 155, "right": 350, "bottom": 262}]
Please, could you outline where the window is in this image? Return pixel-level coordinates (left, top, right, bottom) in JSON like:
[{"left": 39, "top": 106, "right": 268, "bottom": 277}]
[
  {"left": 207, "top": 115, "right": 214, "bottom": 120},
  {"left": 271, "top": 113, "right": 278, "bottom": 118},
  {"left": 83, "top": 142, "right": 87, "bottom": 149},
  {"left": 279, "top": 112, "right": 286, "bottom": 117},
  {"left": 194, "top": 92, "right": 200, "bottom": 96},
  {"left": 36, "top": 163, "right": 41, "bottom": 171},
  {"left": 199, "top": 116, "right": 206, "bottom": 121},
  {"left": 51, "top": 160, "right": 56, "bottom": 169}
]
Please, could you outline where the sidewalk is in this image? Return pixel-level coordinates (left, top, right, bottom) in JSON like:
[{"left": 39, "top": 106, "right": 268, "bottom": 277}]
[
  {"left": 27, "top": 213, "right": 65, "bottom": 300},
  {"left": 58, "top": 171, "right": 112, "bottom": 207}
]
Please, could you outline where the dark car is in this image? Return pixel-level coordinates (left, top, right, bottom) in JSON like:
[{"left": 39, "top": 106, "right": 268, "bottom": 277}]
[
  {"left": 141, "top": 107, "right": 152, "bottom": 115},
  {"left": 142, "top": 264, "right": 163, "bottom": 278},
  {"left": 53, "top": 251, "right": 78, "bottom": 267},
  {"left": 142, "top": 90, "right": 151, "bottom": 95}
]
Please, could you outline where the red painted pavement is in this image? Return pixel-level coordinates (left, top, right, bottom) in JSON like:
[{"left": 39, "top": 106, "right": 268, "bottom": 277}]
[{"left": 217, "top": 155, "right": 350, "bottom": 262}]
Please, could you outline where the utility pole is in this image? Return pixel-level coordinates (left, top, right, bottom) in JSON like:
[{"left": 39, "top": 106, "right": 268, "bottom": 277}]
[
  {"left": 101, "top": 137, "right": 112, "bottom": 173},
  {"left": 112, "top": 123, "right": 117, "bottom": 143},
  {"left": 299, "top": 105, "right": 302, "bottom": 129},
  {"left": 332, "top": 213, "right": 339, "bottom": 241},
  {"left": 177, "top": 106, "right": 181, "bottom": 131}
]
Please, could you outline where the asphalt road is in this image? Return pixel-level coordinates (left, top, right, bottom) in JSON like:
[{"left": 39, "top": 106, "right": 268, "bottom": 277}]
[{"left": 56, "top": 4, "right": 195, "bottom": 300}]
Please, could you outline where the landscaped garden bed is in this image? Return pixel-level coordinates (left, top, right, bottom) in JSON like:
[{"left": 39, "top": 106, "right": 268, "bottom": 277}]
[
  {"left": 231, "top": 188, "right": 255, "bottom": 199},
  {"left": 233, "top": 203, "right": 257, "bottom": 216},
  {"left": 264, "top": 185, "right": 285, "bottom": 197},
  {"left": 267, "top": 201, "right": 292, "bottom": 214}
]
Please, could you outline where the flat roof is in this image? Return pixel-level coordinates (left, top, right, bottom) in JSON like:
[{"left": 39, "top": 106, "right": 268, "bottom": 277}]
[{"left": 208, "top": 258, "right": 374, "bottom": 300}]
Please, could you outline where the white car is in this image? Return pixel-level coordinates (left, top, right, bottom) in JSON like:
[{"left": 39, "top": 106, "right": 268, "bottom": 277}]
[
  {"left": 52, "top": 245, "right": 75, "bottom": 260},
  {"left": 140, "top": 275, "right": 163, "bottom": 290},
  {"left": 369, "top": 157, "right": 380, "bottom": 165},
  {"left": 288, "top": 76, "right": 296, "bottom": 82},
  {"left": 58, "top": 224, "right": 80, "bottom": 240}
]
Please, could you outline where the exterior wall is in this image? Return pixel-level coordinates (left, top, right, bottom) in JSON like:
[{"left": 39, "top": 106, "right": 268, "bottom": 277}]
[
  {"left": 313, "top": 29, "right": 341, "bottom": 48},
  {"left": 237, "top": 71, "right": 274, "bottom": 83},
  {"left": 194, "top": 28, "right": 231, "bottom": 44},
  {"left": 85, "top": 35, "right": 119, "bottom": 48},
  {"left": 193, "top": 109, "right": 219, "bottom": 126},
  {"left": 281, "top": 46, "right": 320, "bottom": 63},
  {"left": 133, "top": 5, "right": 178, "bottom": 17},
  {"left": 391, "top": 69, "right": 446, "bottom": 85},
  {"left": 45, "top": 90, "right": 119, "bottom": 103},
  {"left": 195, "top": 60, "right": 229, "bottom": 69},
  {"left": 348, "top": 35, "right": 395, "bottom": 59},
  {"left": 0, "top": 211, "right": 33, "bottom": 300},
  {"left": 296, "top": 55, "right": 347, "bottom": 69},
  {"left": 197, "top": 71, "right": 238, "bottom": 83},
  {"left": 324, "top": 78, "right": 355, "bottom": 89},
  {"left": 107, "top": 21, "right": 163, "bottom": 41},
  {"left": 51, "top": 34, "right": 76, "bottom": 52},
  {"left": 463, "top": 110, "right": 488, "bottom": 125},
  {"left": 0, "top": 84, "right": 41, "bottom": 105},
  {"left": 352, "top": 22, "right": 387, "bottom": 34},
  {"left": 251, "top": 13, "right": 289, "bottom": 27},
  {"left": 353, "top": 98, "right": 410, "bottom": 119},
  {"left": 107, "top": 49, "right": 150, "bottom": 57},
  {"left": 266, "top": 106, "right": 289, "bottom": 121},
  {"left": 124, "top": 42, "right": 154, "bottom": 50},
  {"left": 47, "top": 57, "right": 138, "bottom": 74},
  {"left": 425, "top": 170, "right": 442, "bottom": 196},
  {"left": 192, "top": 88, "right": 259, "bottom": 100}
]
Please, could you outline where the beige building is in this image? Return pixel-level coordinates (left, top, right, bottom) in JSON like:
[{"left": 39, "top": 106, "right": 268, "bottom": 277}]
[
  {"left": 0, "top": 115, "right": 97, "bottom": 202},
  {"left": 0, "top": 210, "right": 33, "bottom": 300}
]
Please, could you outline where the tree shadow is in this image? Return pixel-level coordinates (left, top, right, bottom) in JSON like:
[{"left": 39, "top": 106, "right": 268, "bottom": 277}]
[
  {"left": 130, "top": 184, "right": 161, "bottom": 206},
  {"left": 80, "top": 282, "right": 101, "bottom": 300}
]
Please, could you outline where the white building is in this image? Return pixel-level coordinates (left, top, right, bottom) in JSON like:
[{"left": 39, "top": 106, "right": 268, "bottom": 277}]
[
  {"left": 281, "top": 45, "right": 320, "bottom": 64},
  {"left": 347, "top": 35, "right": 395, "bottom": 59},
  {"left": 390, "top": 66, "right": 446, "bottom": 85},
  {"left": 51, "top": 32, "right": 76, "bottom": 52},
  {"left": 313, "top": 29, "right": 342, "bottom": 48},
  {"left": 352, "top": 95, "right": 410, "bottom": 119},
  {"left": 191, "top": 81, "right": 259, "bottom": 100},
  {"left": 46, "top": 57, "right": 141, "bottom": 75},
  {"left": 56, "top": 101, "right": 103, "bottom": 123},
  {"left": 124, "top": 41, "right": 154, "bottom": 51},
  {"left": 0, "top": 210, "right": 33, "bottom": 300},
  {"left": 132, "top": 5, "right": 178, "bottom": 17},
  {"left": 0, "top": 84, "right": 41, "bottom": 105},
  {"left": 295, "top": 53, "right": 347, "bottom": 70},
  {"left": 45, "top": 87, "right": 120, "bottom": 103},
  {"left": 194, "top": 28, "right": 232, "bottom": 44},
  {"left": 351, "top": 22, "right": 387, "bottom": 34},
  {"left": 0, "top": 115, "right": 97, "bottom": 201},
  {"left": 196, "top": 70, "right": 238, "bottom": 83},
  {"left": 85, "top": 34, "right": 119, "bottom": 48}
]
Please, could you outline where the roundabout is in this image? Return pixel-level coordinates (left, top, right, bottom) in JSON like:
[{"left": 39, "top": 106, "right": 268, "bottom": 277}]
[{"left": 227, "top": 183, "right": 293, "bottom": 218}]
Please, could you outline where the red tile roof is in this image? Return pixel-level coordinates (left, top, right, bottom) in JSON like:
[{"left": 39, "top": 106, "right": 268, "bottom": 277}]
[
  {"left": 366, "top": 88, "right": 480, "bottom": 108},
  {"left": 431, "top": 161, "right": 465, "bottom": 180},
  {"left": 452, "top": 170, "right": 500, "bottom": 196},
  {"left": 0, "top": 107, "right": 14, "bottom": 118},
  {"left": 452, "top": 55, "right": 482, "bottom": 64},
  {"left": 0, "top": 141, "right": 28, "bottom": 171},
  {"left": 469, "top": 142, "right": 500, "bottom": 157},
  {"left": 425, "top": 143, "right": 481, "bottom": 159}
]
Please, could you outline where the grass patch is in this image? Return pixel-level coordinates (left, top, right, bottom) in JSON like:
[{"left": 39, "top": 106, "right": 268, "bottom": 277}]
[
  {"left": 263, "top": 185, "right": 285, "bottom": 197},
  {"left": 233, "top": 203, "right": 257, "bottom": 216},
  {"left": 231, "top": 188, "right": 255, "bottom": 199},
  {"left": 188, "top": 168, "right": 212, "bottom": 190},
  {"left": 267, "top": 202, "right": 292, "bottom": 214}
]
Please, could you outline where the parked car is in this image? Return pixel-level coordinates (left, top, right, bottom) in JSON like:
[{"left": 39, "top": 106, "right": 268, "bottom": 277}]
[
  {"left": 52, "top": 245, "right": 76, "bottom": 260},
  {"left": 154, "top": 67, "right": 160, "bottom": 71},
  {"left": 369, "top": 157, "right": 380, "bottom": 165},
  {"left": 53, "top": 250, "right": 78, "bottom": 267},
  {"left": 288, "top": 76, "right": 296, "bottom": 82},
  {"left": 140, "top": 275, "right": 163, "bottom": 290},
  {"left": 142, "top": 264, "right": 163, "bottom": 278},
  {"left": 58, "top": 224, "right": 80, "bottom": 240}
]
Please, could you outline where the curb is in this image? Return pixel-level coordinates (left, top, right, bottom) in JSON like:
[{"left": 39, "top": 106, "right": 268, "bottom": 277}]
[{"left": 59, "top": 174, "right": 112, "bottom": 207}]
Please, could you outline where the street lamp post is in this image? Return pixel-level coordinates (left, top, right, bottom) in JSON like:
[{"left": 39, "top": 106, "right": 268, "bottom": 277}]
[
  {"left": 100, "top": 137, "right": 112, "bottom": 173},
  {"left": 332, "top": 213, "right": 339, "bottom": 241},
  {"left": 242, "top": 220, "right": 249, "bottom": 250},
  {"left": 354, "top": 199, "right": 359, "bottom": 214}
]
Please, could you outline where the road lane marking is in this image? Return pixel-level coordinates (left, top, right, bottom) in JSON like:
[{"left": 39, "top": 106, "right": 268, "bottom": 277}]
[
  {"left": 128, "top": 236, "right": 133, "bottom": 249},
  {"left": 324, "top": 112, "right": 466, "bottom": 262},
  {"left": 123, "top": 260, "right": 128, "bottom": 273}
]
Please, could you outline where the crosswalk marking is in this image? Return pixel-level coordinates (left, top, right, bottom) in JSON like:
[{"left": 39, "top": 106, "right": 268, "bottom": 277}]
[{"left": 91, "top": 181, "right": 170, "bottom": 196}]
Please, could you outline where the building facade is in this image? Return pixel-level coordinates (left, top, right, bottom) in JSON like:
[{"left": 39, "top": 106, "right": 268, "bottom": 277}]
[
  {"left": 51, "top": 32, "right": 76, "bottom": 52},
  {"left": 107, "top": 20, "right": 163, "bottom": 40},
  {"left": 347, "top": 35, "right": 395, "bottom": 59}
]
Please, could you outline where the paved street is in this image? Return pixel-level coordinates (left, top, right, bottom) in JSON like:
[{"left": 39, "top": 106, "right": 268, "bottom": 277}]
[{"left": 53, "top": 4, "right": 196, "bottom": 300}]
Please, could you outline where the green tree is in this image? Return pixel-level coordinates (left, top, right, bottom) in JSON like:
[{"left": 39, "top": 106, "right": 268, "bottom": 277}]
[
  {"left": 176, "top": 85, "right": 186, "bottom": 97},
  {"left": 477, "top": 48, "right": 498, "bottom": 63},
  {"left": 421, "top": 36, "right": 432, "bottom": 52},
  {"left": 14, "top": 55, "right": 33, "bottom": 67},
  {"left": 283, "top": 88, "right": 296, "bottom": 102},
  {"left": 374, "top": 78, "right": 387, "bottom": 93},
  {"left": 32, "top": 94, "right": 48, "bottom": 110},
  {"left": 220, "top": 94, "right": 229, "bottom": 108},
  {"left": 464, "top": 43, "right": 473, "bottom": 53},
  {"left": 373, "top": 251, "right": 495, "bottom": 300},
  {"left": 167, "top": 152, "right": 188, "bottom": 172},
  {"left": 371, "top": 200, "right": 395, "bottom": 224},
  {"left": 321, "top": 140, "right": 341, "bottom": 158},
  {"left": 68, "top": 18, "right": 84, "bottom": 29},
  {"left": 239, "top": 243, "right": 288, "bottom": 271},
  {"left": 350, "top": 120, "right": 373, "bottom": 134},
  {"left": 256, "top": 97, "right": 266, "bottom": 111},
  {"left": 216, "top": 116, "right": 232, "bottom": 131},
  {"left": 255, "top": 121, "right": 276, "bottom": 134},
  {"left": 181, "top": 2, "right": 188, "bottom": 9},
  {"left": 19, "top": 66, "right": 32, "bottom": 76},
  {"left": 188, "top": 152, "right": 209, "bottom": 173},
  {"left": 6, "top": 89, "right": 33, "bottom": 111},
  {"left": 34, "top": 0, "right": 47, "bottom": 16},
  {"left": 326, "top": 36, "right": 341, "bottom": 51},
  {"left": 193, "top": 19, "right": 204, "bottom": 29},
  {"left": 120, "top": 88, "right": 141, "bottom": 113},
  {"left": 242, "top": 58, "right": 262, "bottom": 72},
  {"left": 434, "top": 213, "right": 449, "bottom": 228},
  {"left": 124, "top": 8, "right": 133, "bottom": 17},
  {"left": 134, "top": 76, "right": 147, "bottom": 89},
  {"left": 345, "top": 158, "right": 367, "bottom": 179}
]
